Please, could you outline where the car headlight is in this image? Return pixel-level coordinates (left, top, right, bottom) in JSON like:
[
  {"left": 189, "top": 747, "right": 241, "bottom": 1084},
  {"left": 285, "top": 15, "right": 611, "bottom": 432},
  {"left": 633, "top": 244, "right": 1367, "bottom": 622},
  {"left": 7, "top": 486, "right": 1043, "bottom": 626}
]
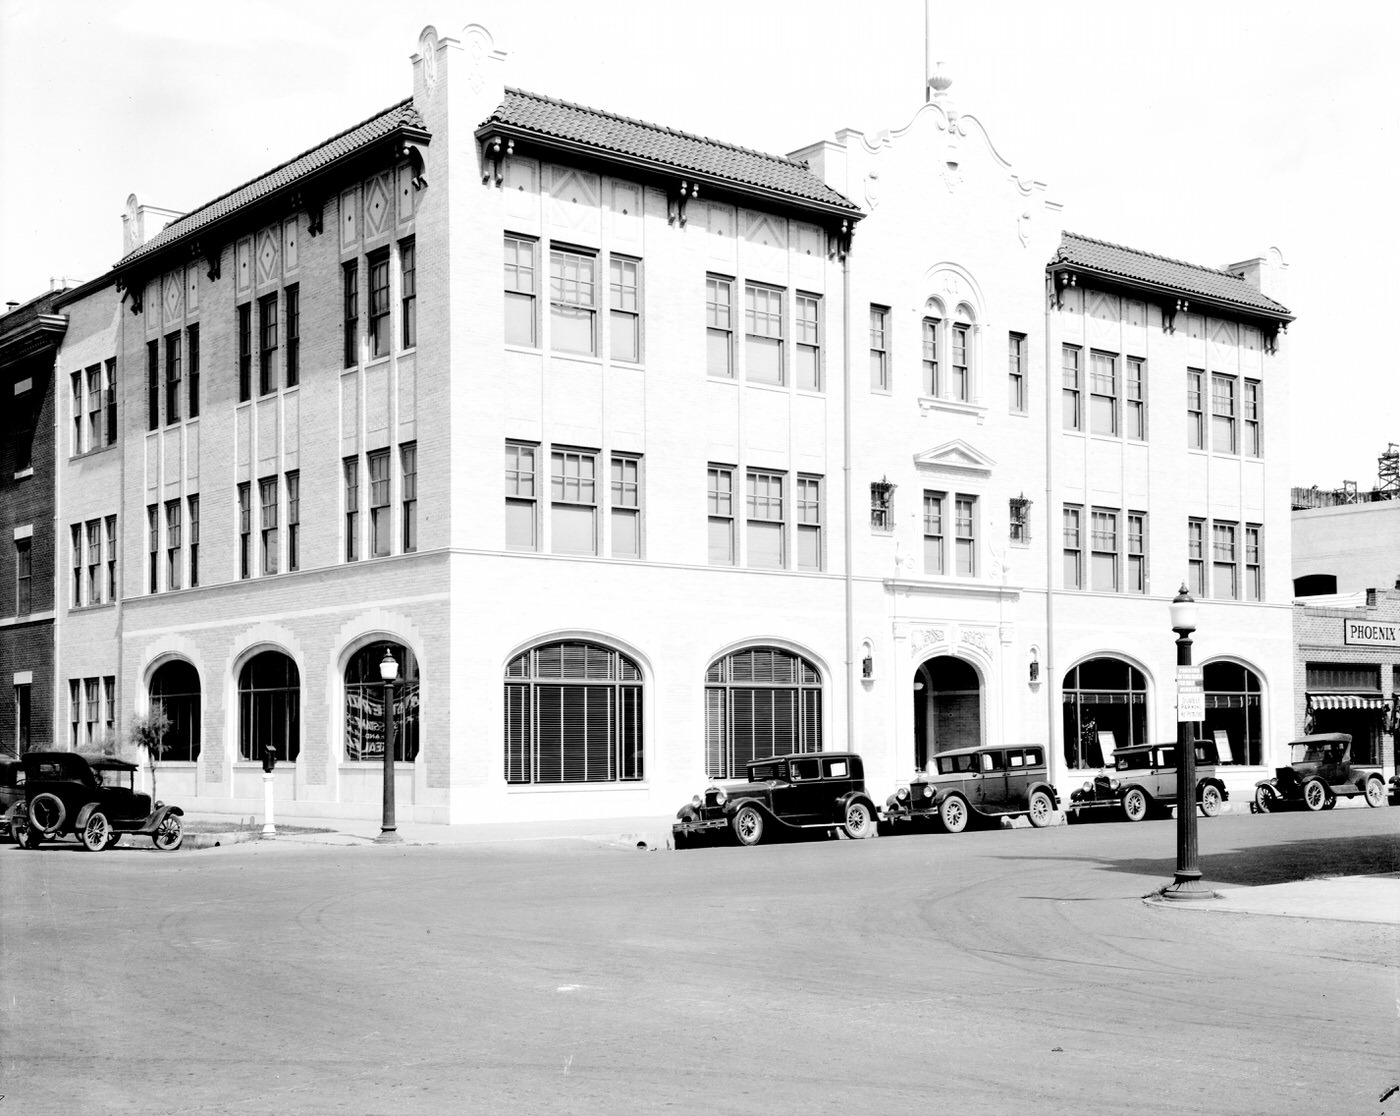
[
  {"left": 1109, "top": 779, "right": 1120, "bottom": 791},
  {"left": 1082, "top": 781, "right": 1092, "bottom": 793},
  {"left": 714, "top": 789, "right": 728, "bottom": 807},
  {"left": 897, "top": 787, "right": 909, "bottom": 801},
  {"left": 922, "top": 785, "right": 934, "bottom": 799},
  {"left": 691, "top": 795, "right": 702, "bottom": 809}
]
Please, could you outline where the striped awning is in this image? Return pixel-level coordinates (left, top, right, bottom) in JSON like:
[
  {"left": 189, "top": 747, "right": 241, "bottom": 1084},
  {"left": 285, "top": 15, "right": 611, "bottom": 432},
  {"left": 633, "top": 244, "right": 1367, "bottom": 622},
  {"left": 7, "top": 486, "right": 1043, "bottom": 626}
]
[{"left": 1307, "top": 693, "right": 1388, "bottom": 710}]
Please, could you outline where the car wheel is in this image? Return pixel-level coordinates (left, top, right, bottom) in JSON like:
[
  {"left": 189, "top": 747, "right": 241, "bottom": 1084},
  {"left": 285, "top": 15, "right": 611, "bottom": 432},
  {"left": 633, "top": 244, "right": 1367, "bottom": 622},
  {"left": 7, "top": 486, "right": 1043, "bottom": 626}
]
[
  {"left": 1253, "top": 785, "right": 1276, "bottom": 814},
  {"left": 842, "top": 801, "right": 874, "bottom": 840},
  {"left": 1027, "top": 790, "right": 1054, "bottom": 828},
  {"left": 1199, "top": 785, "right": 1223, "bottom": 818},
  {"left": 80, "top": 811, "right": 111, "bottom": 852},
  {"left": 152, "top": 814, "right": 184, "bottom": 851},
  {"left": 1302, "top": 780, "right": 1327, "bottom": 812},
  {"left": 1122, "top": 788, "right": 1149, "bottom": 823},
  {"left": 939, "top": 795, "right": 969, "bottom": 834},
  {"left": 28, "top": 792, "right": 66, "bottom": 836},
  {"left": 731, "top": 806, "right": 764, "bottom": 847},
  {"left": 1364, "top": 779, "right": 1386, "bottom": 808},
  {"left": 2, "top": 801, "right": 24, "bottom": 843},
  {"left": 10, "top": 804, "right": 36, "bottom": 847}
]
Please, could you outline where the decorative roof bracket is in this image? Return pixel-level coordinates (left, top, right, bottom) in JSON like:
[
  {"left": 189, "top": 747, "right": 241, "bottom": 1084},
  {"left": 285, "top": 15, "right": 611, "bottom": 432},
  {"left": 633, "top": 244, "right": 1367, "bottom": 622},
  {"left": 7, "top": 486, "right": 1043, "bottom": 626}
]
[
  {"left": 667, "top": 179, "right": 697, "bottom": 226},
  {"left": 829, "top": 218, "right": 853, "bottom": 261},
  {"left": 1162, "top": 297, "right": 1189, "bottom": 334},
  {"left": 1051, "top": 269, "right": 1076, "bottom": 310},
  {"left": 482, "top": 135, "right": 512, "bottom": 186},
  {"left": 117, "top": 274, "right": 144, "bottom": 315},
  {"left": 399, "top": 137, "right": 429, "bottom": 190},
  {"left": 189, "top": 239, "right": 222, "bottom": 282},
  {"left": 290, "top": 191, "right": 325, "bottom": 237}
]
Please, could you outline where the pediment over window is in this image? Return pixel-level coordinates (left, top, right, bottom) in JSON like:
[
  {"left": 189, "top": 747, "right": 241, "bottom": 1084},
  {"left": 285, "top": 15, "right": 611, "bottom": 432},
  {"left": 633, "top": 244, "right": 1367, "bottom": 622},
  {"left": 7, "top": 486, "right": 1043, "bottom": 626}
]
[{"left": 913, "top": 439, "right": 995, "bottom": 476}]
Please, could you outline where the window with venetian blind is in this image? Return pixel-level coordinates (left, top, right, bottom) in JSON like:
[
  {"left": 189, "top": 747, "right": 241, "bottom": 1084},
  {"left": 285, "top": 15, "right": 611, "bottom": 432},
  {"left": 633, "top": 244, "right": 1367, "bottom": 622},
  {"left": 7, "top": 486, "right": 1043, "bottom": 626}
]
[{"left": 705, "top": 647, "right": 822, "bottom": 780}]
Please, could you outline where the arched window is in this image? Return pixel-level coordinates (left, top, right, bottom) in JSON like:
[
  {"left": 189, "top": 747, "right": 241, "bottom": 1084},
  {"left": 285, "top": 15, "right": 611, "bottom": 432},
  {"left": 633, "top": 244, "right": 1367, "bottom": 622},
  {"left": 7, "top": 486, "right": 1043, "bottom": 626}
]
[
  {"left": 239, "top": 651, "right": 300, "bottom": 763},
  {"left": 150, "top": 660, "right": 200, "bottom": 762},
  {"left": 705, "top": 647, "right": 821, "bottom": 779},
  {"left": 1062, "top": 658, "right": 1147, "bottom": 769},
  {"left": 1202, "top": 661, "right": 1262, "bottom": 765},
  {"left": 345, "top": 642, "right": 419, "bottom": 762},
  {"left": 504, "top": 641, "right": 642, "bottom": 784}
]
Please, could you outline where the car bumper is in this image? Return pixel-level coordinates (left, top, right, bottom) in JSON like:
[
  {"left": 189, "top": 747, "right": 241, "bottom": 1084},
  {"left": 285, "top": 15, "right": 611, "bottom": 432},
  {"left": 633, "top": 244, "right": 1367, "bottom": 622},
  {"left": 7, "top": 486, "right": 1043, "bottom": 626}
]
[{"left": 672, "top": 817, "right": 730, "bottom": 836}]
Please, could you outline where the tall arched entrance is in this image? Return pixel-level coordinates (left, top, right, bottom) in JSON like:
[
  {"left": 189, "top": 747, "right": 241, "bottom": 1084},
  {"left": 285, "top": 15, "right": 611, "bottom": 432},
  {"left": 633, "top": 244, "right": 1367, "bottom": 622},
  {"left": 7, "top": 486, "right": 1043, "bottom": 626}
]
[{"left": 913, "top": 655, "right": 982, "bottom": 770}]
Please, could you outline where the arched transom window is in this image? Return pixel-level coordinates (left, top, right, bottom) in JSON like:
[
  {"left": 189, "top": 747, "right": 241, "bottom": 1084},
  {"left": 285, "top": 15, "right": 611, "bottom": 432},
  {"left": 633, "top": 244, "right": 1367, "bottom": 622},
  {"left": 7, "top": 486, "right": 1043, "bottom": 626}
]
[
  {"left": 1062, "top": 657, "right": 1146, "bottom": 769},
  {"left": 151, "top": 659, "right": 200, "bottom": 763},
  {"left": 239, "top": 651, "right": 300, "bottom": 763},
  {"left": 504, "top": 641, "right": 643, "bottom": 785},
  {"left": 345, "top": 642, "right": 420, "bottom": 762},
  {"left": 705, "top": 647, "right": 822, "bottom": 779}
]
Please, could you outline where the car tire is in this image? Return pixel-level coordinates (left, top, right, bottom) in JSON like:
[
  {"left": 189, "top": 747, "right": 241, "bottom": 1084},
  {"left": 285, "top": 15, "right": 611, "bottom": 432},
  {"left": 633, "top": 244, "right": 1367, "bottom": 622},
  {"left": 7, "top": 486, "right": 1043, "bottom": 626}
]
[
  {"left": 1302, "top": 779, "right": 1327, "bottom": 812},
  {"left": 2, "top": 801, "right": 24, "bottom": 844},
  {"left": 1253, "top": 785, "right": 1276, "bottom": 814},
  {"left": 731, "top": 805, "right": 764, "bottom": 847},
  {"left": 151, "top": 814, "right": 184, "bottom": 851},
  {"left": 1122, "top": 788, "right": 1149, "bottom": 823},
  {"left": 80, "top": 811, "right": 111, "bottom": 852},
  {"left": 1027, "top": 790, "right": 1054, "bottom": 828},
  {"left": 1364, "top": 779, "right": 1386, "bottom": 808},
  {"left": 842, "top": 800, "right": 874, "bottom": 840},
  {"left": 1199, "top": 785, "right": 1223, "bottom": 818},
  {"left": 28, "top": 792, "right": 66, "bottom": 836},
  {"left": 9, "top": 803, "right": 36, "bottom": 847},
  {"left": 939, "top": 795, "right": 969, "bottom": 834}
]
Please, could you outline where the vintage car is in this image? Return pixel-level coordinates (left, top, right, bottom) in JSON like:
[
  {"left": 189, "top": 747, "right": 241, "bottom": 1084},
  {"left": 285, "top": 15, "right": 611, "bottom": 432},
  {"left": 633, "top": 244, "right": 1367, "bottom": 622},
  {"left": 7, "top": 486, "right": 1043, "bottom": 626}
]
[
  {"left": 882, "top": 745, "right": 1060, "bottom": 833},
  {"left": 1391, "top": 774, "right": 1400, "bottom": 807},
  {"left": 1068, "top": 740, "right": 1228, "bottom": 823},
  {"left": 13, "top": 751, "right": 184, "bottom": 851},
  {"left": 0, "top": 758, "right": 24, "bottom": 841},
  {"left": 1252, "top": 733, "right": 1386, "bottom": 813},
  {"left": 673, "top": 751, "right": 879, "bottom": 847}
]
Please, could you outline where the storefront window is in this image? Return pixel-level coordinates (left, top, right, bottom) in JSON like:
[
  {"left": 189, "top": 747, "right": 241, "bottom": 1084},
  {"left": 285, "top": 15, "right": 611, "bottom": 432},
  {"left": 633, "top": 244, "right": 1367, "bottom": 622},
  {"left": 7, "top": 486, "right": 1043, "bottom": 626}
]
[
  {"left": 238, "top": 651, "right": 299, "bottom": 763},
  {"left": 1201, "top": 661, "right": 1262, "bottom": 765},
  {"left": 1062, "top": 658, "right": 1146, "bottom": 769},
  {"left": 345, "top": 642, "right": 419, "bottom": 762},
  {"left": 150, "top": 660, "right": 201, "bottom": 762}
]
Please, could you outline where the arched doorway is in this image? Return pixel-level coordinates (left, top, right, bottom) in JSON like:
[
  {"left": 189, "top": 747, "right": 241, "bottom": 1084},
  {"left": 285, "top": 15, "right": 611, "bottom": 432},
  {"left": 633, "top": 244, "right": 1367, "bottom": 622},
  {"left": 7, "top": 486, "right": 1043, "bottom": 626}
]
[
  {"left": 1062, "top": 657, "right": 1147, "bottom": 769},
  {"left": 345, "top": 642, "right": 420, "bottom": 762},
  {"left": 1202, "top": 661, "right": 1262, "bottom": 765},
  {"left": 150, "top": 660, "right": 200, "bottom": 762},
  {"left": 913, "top": 656, "right": 981, "bottom": 770}
]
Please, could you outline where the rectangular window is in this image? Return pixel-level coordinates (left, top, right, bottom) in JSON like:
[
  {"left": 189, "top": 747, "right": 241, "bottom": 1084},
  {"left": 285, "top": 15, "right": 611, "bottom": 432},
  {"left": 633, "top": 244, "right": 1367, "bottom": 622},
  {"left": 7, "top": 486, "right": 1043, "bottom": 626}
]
[
  {"left": 147, "top": 341, "right": 159, "bottom": 430},
  {"left": 260, "top": 476, "right": 279, "bottom": 574},
  {"left": 368, "top": 249, "right": 391, "bottom": 360},
  {"left": 923, "top": 318, "right": 941, "bottom": 396},
  {"left": 951, "top": 323, "right": 971, "bottom": 402},
  {"left": 258, "top": 293, "right": 279, "bottom": 394},
  {"left": 504, "top": 235, "right": 537, "bottom": 347},
  {"left": 69, "top": 680, "right": 80, "bottom": 749},
  {"left": 796, "top": 294, "right": 821, "bottom": 391},
  {"left": 505, "top": 442, "right": 538, "bottom": 551},
  {"left": 1127, "top": 512, "right": 1146, "bottom": 594},
  {"left": 284, "top": 285, "right": 300, "bottom": 387},
  {"left": 86, "top": 520, "right": 101, "bottom": 603},
  {"left": 1244, "top": 379, "right": 1262, "bottom": 456},
  {"left": 1126, "top": 357, "right": 1146, "bottom": 440},
  {"left": 551, "top": 449, "right": 598, "bottom": 555},
  {"left": 745, "top": 284, "right": 784, "bottom": 385},
  {"left": 1211, "top": 373, "right": 1236, "bottom": 453},
  {"left": 1009, "top": 496, "right": 1030, "bottom": 544},
  {"left": 870, "top": 481, "right": 894, "bottom": 533},
  {"left": 1187, "top": 369, "right": 1205, "bottom": 449},
  {"left": 609, "top": 256, "right": 640, "bottom": 362},
  {"left": 238, "top": 303, "right": 252, "bottom": 401},
  {"left": 550, "top": 248, "right": 597, "bottom": 356},
  {"left": 85, "top": 679, "right": 99, "bottom": 748},
  {"left": 165, "top": 332, "right": 182, "bottom": 423},
  {"left": 399, "top": 447, "right": 415, "bottom": 554},
  {"left": 186, "top": 327, "right": 200, "bottom": 418},
  {"left": 87, "top": 364, "right": 103, "bottom": 447},
  {"left": 400, "top": 239, "right": 416, "bottom": 350},
  {"left": 610, "top": 454, "right": 641, "bottom": 559},
  {"left": 71, "top": 372, "right": 83, "bottom": 454},
  {"left": 1091, "top": 508, "right": 1118, "bottom": 591},
  {"left": 746, "top": 470, "right": 785, "bottom": 569},
  {"left": 147, "top": 504, "right": 159, "bottom": 593},
  {"left": 1063, "top": 505, "right": 1082, "bottom": 589},
  {"left": 955, "top": 495, "right": 976, "bottom": 576},
  {"left": 707, "top": 465, "right": 735, "bottom": 566},
  {"left": 165, "top": 500, "right": 182, "bottom": 590},
  {"left": 104, "top": 358, "right": 117, "bottom": 444},
  {"left": 104, "top": 676, "right": 115, "bottom": 739},
  {"left": 186, "top": 498, "right": 198, "bottom": 588},
  {"left": 923, "top": 492, "right": 945, "bottom": 575},
  {"left": 71, "top": 525, "right": 82, "bottom": 607},
  {"left": 706, "top": 275, "right": 734, "bottom": 378},
  {"left": 1246, "top": 523, "right": 1262, "bottom": 601},
  {"left": 286, "top": 473, "right": 299, "bottom": 572},
  {"left": 1089, "top": 351, "right": 1117, "bottom": 435},
  {"left": 342, "top": 460, "right": 358, "bottom": 562},
  {"left": 869, "top": 305, "right": 889, "bottom": 392},
  {"left": 105, "top": 515, "right": 117, "bottom": 600},
  {"left": 14, "top": 682, "right": 30, "bottom": 755},
  {"left": 796, "top": 475, "right": 822, "bottom": 571},
  {"left": 1008, "top": 332, "right": 1026, "bottom": 414},
  {"left": 342, "top": 261, "right": 359, "bottom": 368},
  {"left": 1212, "top": 520, "right": 1238, "bottom": 598},
  {"left": 368, "top": 449, "right": 390, "bottom": 558},
  {"left": 1188, "top": 517, "right": 1206, "bottom": 597},
  {"left": 238, "top": 483, "right": 252, "bottom": 578},
  {"left": 15, "top": 538, "right": 31, "bottom": 616},
  {"left": 1062, "top": 345, "right": 1082, "bottom": 430}
]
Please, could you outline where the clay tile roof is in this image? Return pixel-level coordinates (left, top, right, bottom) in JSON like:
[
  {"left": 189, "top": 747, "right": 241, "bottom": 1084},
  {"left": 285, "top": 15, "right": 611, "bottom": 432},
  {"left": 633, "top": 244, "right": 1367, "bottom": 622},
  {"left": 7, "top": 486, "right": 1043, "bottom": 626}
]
[
  {"left": 1052, "top": 231, "right": 1291, "bottom": 319},
  {"left": 117, "top": 99, "right": 427, "bottom": 269},
  {"left": 483, "top": 87, "right": 859, "bottom": 215}
]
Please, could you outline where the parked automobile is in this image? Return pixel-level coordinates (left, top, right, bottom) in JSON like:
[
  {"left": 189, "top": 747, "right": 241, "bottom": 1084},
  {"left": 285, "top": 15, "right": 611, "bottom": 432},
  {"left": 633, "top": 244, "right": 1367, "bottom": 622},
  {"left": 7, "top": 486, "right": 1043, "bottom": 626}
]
[
  {"left": 0, "top": 758, "right": 24, "bottom": 841},
  {"left": 1252, "top": 733, "right": 1386, "bottom": 813},
  {"left": 883, "top": 745, "right": 1059, "bottom": 833},
  {"left": 13, "top": 751, "right": 184, "bottom": 851},
  {"left": 1390, "top": 774, "right": 1400, "bottom": 807},
  {"left": 1068, "top": 740, "right": 1228, "bottom": 823},
  {"left": 673, "top": 752, "right": 879, "bottom": 847}
]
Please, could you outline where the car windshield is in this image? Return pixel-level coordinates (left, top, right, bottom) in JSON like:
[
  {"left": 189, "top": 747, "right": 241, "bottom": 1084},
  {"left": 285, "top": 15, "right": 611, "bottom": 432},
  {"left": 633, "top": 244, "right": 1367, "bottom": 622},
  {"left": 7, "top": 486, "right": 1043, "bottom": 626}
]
[
  {"left": 94, "top": 767, "right": 132, "bottom": 790},
  {"left": 1115, "top": 751, "right": 1151, "bottom": 771},
  {"left": 1291, "top": 742, "right": 1336, "bottom": 764}
]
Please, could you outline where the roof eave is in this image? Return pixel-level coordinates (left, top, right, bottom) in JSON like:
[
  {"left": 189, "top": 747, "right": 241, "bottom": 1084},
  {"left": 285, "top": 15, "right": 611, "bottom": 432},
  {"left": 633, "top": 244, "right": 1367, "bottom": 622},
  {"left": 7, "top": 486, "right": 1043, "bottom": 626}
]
[
  {"left": 1050, "top": 260, "right": 1293, "bottom": 325},
  {"left": 0, "top": 311, "right": 68, "bottom": 365}
]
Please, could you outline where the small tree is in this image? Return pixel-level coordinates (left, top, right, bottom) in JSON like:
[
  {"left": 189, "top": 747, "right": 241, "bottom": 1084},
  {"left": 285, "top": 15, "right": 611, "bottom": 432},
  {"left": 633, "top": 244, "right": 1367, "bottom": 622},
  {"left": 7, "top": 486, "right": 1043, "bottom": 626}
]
[{"left": 128, "top": 708, "right": 171, "bottom": 800}]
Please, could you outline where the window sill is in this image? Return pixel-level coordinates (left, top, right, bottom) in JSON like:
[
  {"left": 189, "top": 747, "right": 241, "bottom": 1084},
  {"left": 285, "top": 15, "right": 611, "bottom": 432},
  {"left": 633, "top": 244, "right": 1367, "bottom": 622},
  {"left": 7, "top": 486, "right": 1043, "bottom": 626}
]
[
  {"left": 505, "top": 781, "right": 649, "bottom": 793},
  {"left": 69, "top": 445, "right": 116, "bottom": 461},
  {"left": 744, "top": 379, "right": 790, "bottom": 394},
  {"left": 68, "top": 602, "right": 116, "bottom": 614},
  {"left": 365, "top": 355, "right": 392, "bottom": 370},
  {"left": 13, "top": 468, "right": 33, "bottom": 480},
  {"left": 918, "top": 396, "right": 986, "bottom": 421},
  {"left": 551, "top": 351, "right": 603, "bottom": 367},
  {"left": 504, "top": 343, "right": 543, "bottom": 356}
]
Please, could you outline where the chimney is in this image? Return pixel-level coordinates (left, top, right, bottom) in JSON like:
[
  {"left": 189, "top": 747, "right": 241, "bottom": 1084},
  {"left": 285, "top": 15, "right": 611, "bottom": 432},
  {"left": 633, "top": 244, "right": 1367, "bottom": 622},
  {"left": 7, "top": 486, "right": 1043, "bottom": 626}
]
[
  {"left": 1366, "top": 588, "right": 1378, "bottom": 607},
  {"left": 122, "top": 194, "right": 185, "bottom": 257}
]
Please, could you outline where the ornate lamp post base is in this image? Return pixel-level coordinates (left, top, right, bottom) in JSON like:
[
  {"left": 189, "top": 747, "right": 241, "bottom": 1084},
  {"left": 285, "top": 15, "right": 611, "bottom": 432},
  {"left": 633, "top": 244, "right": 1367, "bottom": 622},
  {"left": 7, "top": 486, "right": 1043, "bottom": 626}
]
[
  {"left": 375, "top": 828, "right": 403, "bottom": 844},
  {"left": 1157, "top": 874, "right": 1218, "bottom": 902}
]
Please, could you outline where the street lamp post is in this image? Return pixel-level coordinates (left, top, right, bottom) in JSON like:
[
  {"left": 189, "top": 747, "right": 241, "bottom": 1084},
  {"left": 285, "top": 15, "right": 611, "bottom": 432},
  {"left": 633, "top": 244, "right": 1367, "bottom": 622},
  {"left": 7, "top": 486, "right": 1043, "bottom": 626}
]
[
  {"left": 377, "top": 649, "right": 402, "bottom": 844},
  {"left": 1160, "top": 585, "right": 1214, "bottom": 902}
]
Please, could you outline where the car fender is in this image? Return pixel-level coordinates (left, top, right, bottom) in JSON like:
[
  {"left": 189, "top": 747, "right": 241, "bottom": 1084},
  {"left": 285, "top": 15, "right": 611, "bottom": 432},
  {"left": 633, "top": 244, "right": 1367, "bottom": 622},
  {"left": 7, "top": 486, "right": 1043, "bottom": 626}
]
[
  {"left": 1253, "top": 778, "right": 1279, "bottom": 793},
  {"left": 930, "top": 788, "right": 976, "bottom": 815},
  {"left": 726, "top": 796, "right": 789, "bottom": 828},
  {"left": 1354, "top": 774, "right": 1381, "bottom": 794},
  {"left": 74, "top": 801, "right": 101, "bottom": 829},
  {"left": 1024, "top": 780, "right": 1060, "bottom": 810},
  {"left": 1196, "top": 777, "right": 1228, "bottom": 800},
  {"left": 1119, "top": 781, "right": 1151, "bottom": 802},
  {"left": 837, "top": 790, "right": 879, "bottom": 818}
]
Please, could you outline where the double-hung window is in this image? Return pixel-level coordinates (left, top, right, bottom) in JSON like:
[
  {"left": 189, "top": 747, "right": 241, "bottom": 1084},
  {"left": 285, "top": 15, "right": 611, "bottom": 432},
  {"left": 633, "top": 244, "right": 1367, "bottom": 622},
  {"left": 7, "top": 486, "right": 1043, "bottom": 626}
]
[
  {"left": 147, "top": 504, "right": 159, "bottom": 592},
  {"left": 1187, "top": 518, "right": 1206, "bottom": 597},
  {"left": 285, "top": 285, "right": 300, "bottom": 387},
  {"left": 745, "top": 285, "right": 784, "bottom": 385},
  {"left": 368, "top": 249, "right": 391, "bottom": 360},
  {"left": 1063, "top": 505, "right": 1082, "bottom": 589},
  {"left": 1245, "top": 523, "right": 1263, "bottom": 600},
  {"left": 1091, "top": 508, "right": 1118, "bottom": 591},
  {"left": 105, "top": 515, "right": 117, "bottom": 599},
  {"left": 706, "top": 276, "right": 734, "bottom": 378},
  {"left": 922, "top": 318, "right": 941, "bottom": 396},
  {"left": 1089, "top": 351, "right": 1117, "bottom": 435},
  {"left": 707, "top": 465, "right": 735, "bottom": 565},
  {"left": 796, "top": 475, "right": 822, "bottom": 571},
  {"left": 165, "top": 500, "right": 182, "bottom": 590},
  {"left": 1211, "top": 373, "right": 1236, "bottom": 453},
  {"left": 1008, "top": 332, "right": 1026, "bottom": 413},
  {"left": 1127, "top": 512, "right": 1146, "bottom": 594},
  {"left": 399, "top": 446, "right": 416, "bottom": 554},
  {"left": 186, "top": 327, "right": 200, "bottom": 418},
  {"left": 505, "top": 441, "right": 538, "bottom": 551},
  {"left": 286, "top": 473, "right": 299, "bottom": 571},
  {"left": 343, "top": 460, "right": 359, "bottom": 562},
  {"left": 238, "top": 303, "right": 253, "bottom": 400},
  {"left": 368, "top": 449, "right": 390, "bottom": 558},
  {"left": 870, "top": 482, "right": 894, "bottom": 533},
  {"left": 86, "top": 520, "right": 101, "bottom": 603},
  {"left": 951, "top": 323, "right": 971, "bottom": 401},
  {"left": 551, "top": 248, "right": 597, "bottom": 356},
  {"left": 924, "top": 492, "right": 945, "bottom": 575},
  {"left": 869, "top": 305, "right": 890, "bottom": 392},
  {"left": 1187, "top": 369, "right": 1205, "bottom": 449},
  {"left": 87, "top": 365, "right": 104, "bottom": 447},
  {"left": 504, "top": 235, "right": 537, "bottom": 347},
  {"left": 1212, "top": 521, "right": 1238, "bottom": 599},
  {"left": 609, "top": 256, "right": 640, "bottom": 362},
  {"left": 1062, "top": 345, "right": 1082, "bottom": 430},
  {"left": 15, "top": 538, "right": 30, "bottom": 615},
  {"left": 1244, "top": 379, "right": 1262, "bottom": 456},
  {"left": 551, "top": 448, "right": 598, "bottom": 555},
  {"left": 71, "top": 373, "right": 83, "bottom": 453},
  {"left": 746, "top": 470, "right": 785, "bottom": 569},
  {"left": 400, "top": 239, "right": 416, "bottom": 350},
  {"left": 147, "top": 341, "right": 160, "bottom": 430},
  {"left": 1126, "top": 358, "right": 1146, "bottom": 440},
  {"left": 258, "top": 293, "right": 278, "bottom": 395},
  {"left": 610, "top": 455, "right": 641, "bottom": 559},
  {"left": 260, "top": 477, "right": 278, "bottom": 575},
  {"left": 796, "top": 294, "right": 821, "bottom": 390},
  {"left": 342, "top": 262, "right": 359, "bottom": 368},
  {"left": 187, "top": 497, "right": 199, "bottom": 588},
  {"left": 71, "top": 525, "right": 82, "bottom": 606},
  {"left": 164, "top": 333, "right": 181, "bottom": 423},
  {"left": 954, "top": 496, "right": 976, "bottom": 576}
]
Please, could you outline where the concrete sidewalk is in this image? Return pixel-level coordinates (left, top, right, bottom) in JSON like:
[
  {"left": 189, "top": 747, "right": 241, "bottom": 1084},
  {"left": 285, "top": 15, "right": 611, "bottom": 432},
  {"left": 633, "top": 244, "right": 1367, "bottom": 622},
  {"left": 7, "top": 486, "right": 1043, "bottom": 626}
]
[{"left": 1200, "top": 873, "right": 1400, "bottom": 926}]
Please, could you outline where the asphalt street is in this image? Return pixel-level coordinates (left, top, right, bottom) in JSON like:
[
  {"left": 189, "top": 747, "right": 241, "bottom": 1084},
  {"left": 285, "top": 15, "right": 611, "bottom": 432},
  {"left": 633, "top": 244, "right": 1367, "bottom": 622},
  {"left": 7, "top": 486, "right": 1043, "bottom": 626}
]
[{"left": 2, "top": 807, "right": 1396, "bottom": 1116}]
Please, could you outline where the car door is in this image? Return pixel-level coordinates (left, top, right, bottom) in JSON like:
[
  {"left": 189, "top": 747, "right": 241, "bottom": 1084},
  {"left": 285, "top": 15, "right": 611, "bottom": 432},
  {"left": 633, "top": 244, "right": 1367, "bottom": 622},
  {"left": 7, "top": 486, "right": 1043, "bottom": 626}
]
[
  {"left": 771, "top": 756, "right": 826, "bottom": 823},
  {"left": 1004, "top": 748, "right": 1034, "bottom": 808},
  {"left": 977, "top": 750, "right": 1009, "bottom": 810}
]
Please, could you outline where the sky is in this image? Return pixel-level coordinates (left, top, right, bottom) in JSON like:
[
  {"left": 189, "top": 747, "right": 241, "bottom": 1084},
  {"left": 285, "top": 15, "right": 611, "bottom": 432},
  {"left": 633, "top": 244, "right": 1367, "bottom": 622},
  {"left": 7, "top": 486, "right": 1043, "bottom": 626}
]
[{"left": 2, "top": 0, "right": 1397, "bottom": 489}]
